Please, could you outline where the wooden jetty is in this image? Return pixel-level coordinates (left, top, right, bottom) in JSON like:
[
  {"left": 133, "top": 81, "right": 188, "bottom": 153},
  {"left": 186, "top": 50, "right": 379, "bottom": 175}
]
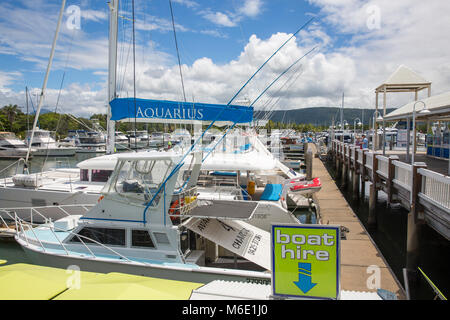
[
  {"left": 308, "top": 144, "right": 404, "bottom": 297},
  {"left": 329, "top": 140, "right": 449, "bottom": 282}
]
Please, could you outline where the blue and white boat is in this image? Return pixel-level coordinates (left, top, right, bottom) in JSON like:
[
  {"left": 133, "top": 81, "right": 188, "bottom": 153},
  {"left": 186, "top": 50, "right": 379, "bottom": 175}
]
[{"left": 13, "top": 149, "right": 303, "bottom": 283}]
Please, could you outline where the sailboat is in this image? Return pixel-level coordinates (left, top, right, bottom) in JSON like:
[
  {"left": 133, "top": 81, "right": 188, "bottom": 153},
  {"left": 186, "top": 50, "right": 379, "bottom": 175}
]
[{"left": 5, "top": 0, "right": 325, "bottom": 283}]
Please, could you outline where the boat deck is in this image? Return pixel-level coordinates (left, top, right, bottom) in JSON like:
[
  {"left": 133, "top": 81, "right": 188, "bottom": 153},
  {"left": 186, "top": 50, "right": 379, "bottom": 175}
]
[
  {"left": 311, "top": 145, "right": 405, "bottom": 298},
  {"left": 0, "top": 169, "right": 105, "bottom": 194}
]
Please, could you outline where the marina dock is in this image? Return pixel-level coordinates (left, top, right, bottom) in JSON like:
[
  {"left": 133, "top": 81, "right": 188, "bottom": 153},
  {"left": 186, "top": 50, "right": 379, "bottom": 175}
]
[{"left": 311, "top": 144, "right": 405, "bottom": 297}]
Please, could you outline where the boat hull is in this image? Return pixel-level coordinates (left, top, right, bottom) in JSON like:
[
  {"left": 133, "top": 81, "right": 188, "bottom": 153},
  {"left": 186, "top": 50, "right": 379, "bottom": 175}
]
[
  {"left": 0, "top": 186, "right": 99, "bottom": 209},
  {"left": 19, "top": 241, "right": 271, "bottom": 285},
  {"left": 32, "top": 148, "right": 76, "bottom": 156}
]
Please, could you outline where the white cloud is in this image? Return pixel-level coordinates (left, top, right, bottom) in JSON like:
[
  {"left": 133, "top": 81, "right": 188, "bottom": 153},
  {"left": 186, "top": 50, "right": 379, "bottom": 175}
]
[
  {"left": 2, "top": 0, "right": 450, "bottom": 121},
  {"left": 80, "top": 9, "right": 108, "bottom": 22},
  {"left": 0, "top": 71, "right": 22, "bottom": 89},
  {"left": 200, "top": 0, "right": 264, "bottom": 28},
  {"left": 171, "top": 0, "right": 199, "bottom": 9},
  {"left": 202, "top": 11, "right": 236, "bottom": 27},
  {"left": 238, "top": 0, "right": 264, "bottom": 18}
]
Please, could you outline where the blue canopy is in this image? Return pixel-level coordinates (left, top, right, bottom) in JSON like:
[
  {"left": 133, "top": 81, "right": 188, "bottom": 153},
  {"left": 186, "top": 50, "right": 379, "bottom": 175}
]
[{"left": 109, "top": 98, "right": 253, "bottom": 126}]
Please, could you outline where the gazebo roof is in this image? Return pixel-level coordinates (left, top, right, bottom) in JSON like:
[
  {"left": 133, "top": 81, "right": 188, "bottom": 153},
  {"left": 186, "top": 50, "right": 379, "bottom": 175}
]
[
  {"left": 375, "top": 65, "right": 431, "bottom": 93},
  {"left": 383, "top": 91, "right": 450, "bottom": 121}
]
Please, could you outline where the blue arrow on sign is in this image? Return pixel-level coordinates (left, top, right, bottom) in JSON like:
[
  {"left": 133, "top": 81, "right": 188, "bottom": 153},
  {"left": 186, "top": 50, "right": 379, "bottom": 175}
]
[{"left": 294, "top": 262, "right": 317, "bottom": 294}]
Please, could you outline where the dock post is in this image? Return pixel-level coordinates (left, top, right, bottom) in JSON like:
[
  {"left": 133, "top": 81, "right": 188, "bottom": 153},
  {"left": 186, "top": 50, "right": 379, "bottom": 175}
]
[
  {"left": 360, "top": 149, "right": 368, "bottom": 199},
  {"left": 368, "top": 152, "right": 379, "bottom": 227},
  {"left": 352, "top": 146, "right": 359, "bottom": 200},
  {"left": 335, "top": 142, "right": 341, "bottom": 178},
  {"left": 406, "top": 162, "right": 427, "bottom": 280},
  {"left": 306, "top": 147, "right": 313, "bottom": 180},
  {"left": 341, "top": 145, "right": 348, "bottom": 189},
  {"left": 386, "top": 155, "right": 399, "bottom": 207}
]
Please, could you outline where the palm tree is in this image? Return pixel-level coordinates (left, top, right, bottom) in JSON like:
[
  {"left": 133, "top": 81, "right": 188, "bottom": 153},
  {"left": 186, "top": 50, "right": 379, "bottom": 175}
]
[{"left": 1, "top": 104, "right": 21, "bottom": 131}]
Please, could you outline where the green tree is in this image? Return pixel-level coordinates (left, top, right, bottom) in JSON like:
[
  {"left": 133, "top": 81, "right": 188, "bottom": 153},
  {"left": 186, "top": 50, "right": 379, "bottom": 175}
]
[{"left": 1, "top": 104, "right": 21, "bottom": 131}]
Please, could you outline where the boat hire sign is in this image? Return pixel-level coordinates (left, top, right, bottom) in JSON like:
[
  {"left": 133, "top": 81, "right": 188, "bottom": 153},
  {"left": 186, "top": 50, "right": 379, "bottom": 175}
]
[
  {"left": 271, "top": 224, "right": 340, "bottom": 300},
  {"left": 109, "top": 98, "right": 253, "bottom": 125}
]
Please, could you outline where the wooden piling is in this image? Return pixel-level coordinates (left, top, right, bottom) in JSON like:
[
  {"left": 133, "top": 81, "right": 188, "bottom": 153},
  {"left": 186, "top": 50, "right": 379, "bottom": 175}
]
[
  {"left": 360, "top": 149, "right": 368, "bottom": 199},
  {"left": 305, "top": 148, "right": 313, "bottom": 180},
  {"left": 406, "top": 162, "right": 427, "bottom": 275},
  {"left": 386, "top": 155, "right": 399, "bottom": 206},
  {"left": 368, "top": 152, "right": 379, "bottom": 227}
]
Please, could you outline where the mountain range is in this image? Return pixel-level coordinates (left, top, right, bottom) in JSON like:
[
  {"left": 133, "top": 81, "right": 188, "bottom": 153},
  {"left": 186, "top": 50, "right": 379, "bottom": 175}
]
[{"left": 254, "top": 107, "right": 396, "bottom": 126}]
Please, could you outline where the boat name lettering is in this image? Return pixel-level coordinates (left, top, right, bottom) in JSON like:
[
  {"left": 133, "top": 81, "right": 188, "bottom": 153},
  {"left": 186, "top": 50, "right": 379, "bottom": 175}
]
[
  {"left": 232, "top": 227, "right": 250, "bottom": 250},
  {"left": 136, "top": 106, "right": 204, "bottom": 120},
  {"left": 197, "top": 218, "right": 210, "bottom": 232},
  {"left": 247, "top": 234, "right": 262, "bottom": 255}
]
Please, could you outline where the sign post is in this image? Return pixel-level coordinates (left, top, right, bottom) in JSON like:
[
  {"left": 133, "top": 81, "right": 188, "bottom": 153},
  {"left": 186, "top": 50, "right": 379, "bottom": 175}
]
[{"left": 271, "top": 224, "right": 340, "bottom": 300}]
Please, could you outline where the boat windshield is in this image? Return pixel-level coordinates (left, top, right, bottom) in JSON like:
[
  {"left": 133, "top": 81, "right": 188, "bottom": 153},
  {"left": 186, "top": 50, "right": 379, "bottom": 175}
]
[{"left": 103, "top": 159, "right": 172, "bottom": 206}]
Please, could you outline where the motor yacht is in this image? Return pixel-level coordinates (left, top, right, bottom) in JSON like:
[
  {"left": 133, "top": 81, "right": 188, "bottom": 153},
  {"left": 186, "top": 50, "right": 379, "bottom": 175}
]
[
  {"left": 26, "top": 129, "right": 76, "bottom": 156},
  {"left": 0, "top": 132, "right": 34, "bottom": 159}
]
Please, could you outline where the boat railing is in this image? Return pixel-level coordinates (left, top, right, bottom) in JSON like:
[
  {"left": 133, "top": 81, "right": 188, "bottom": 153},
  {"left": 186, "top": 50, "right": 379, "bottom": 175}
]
[
  {"left": 170, "top": 187, "right": 199, "bottom": 217},
  {"left": 13, "top": 212, "right": 145, "bottom": 265},
  {"left": 0, "top": 158, "right": 26, "bottom": 185},
  {"left": 0, "top": 204, "right": 95, "bottom": 225}
]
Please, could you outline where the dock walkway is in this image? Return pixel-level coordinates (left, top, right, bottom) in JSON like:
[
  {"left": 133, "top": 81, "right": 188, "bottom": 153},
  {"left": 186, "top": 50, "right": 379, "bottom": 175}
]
[{"left": 312, "top": 150, "right": 404, "bottom": 297}]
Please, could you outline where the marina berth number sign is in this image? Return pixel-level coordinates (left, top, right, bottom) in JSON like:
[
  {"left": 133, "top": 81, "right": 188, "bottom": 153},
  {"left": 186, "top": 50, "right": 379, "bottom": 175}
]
[{"left": 271, "top": 224, "right": 340, "bottom": 300}]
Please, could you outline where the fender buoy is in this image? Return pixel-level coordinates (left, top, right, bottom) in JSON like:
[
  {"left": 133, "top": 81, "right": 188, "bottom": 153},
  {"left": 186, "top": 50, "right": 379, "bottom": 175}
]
[
  {"left": 169, "top": 199, "right": 181, "bottom": 222},
  {"left": 98, "top": 195, "right": 104, "bottom": 202}
]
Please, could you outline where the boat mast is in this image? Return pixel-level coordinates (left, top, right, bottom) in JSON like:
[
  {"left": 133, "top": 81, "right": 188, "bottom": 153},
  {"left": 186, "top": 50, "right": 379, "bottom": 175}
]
[
  {"left": 25, "top": 0, "right": 66, "bottom": 165},
  {"left": 26, "top": 86, "right": 29, "bottom": 132},
  {"left": 106, "top": 0, "right": 119, "bottom": 154}
]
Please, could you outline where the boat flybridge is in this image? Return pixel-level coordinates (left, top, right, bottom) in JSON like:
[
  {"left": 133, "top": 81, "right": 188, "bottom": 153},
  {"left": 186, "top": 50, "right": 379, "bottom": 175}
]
[{"left": 12, "top": 149, "right": 309, "bottom": 283}]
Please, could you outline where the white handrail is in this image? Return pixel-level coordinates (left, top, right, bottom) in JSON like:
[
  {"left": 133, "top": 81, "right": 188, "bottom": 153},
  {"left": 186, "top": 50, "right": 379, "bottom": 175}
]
[
  {"left": 357, "top": 149, "right": 364, "bottom": 164},
  {"left": 365, "top": 152, "right": 374, "bottom": 170},
  {"left": 376, "top": 155, "right": 389, "bottom": 179},
  {"left": 393, "top": 160, "right": 413, "bottom": 191},
  {"left": 419, "top": 168, "right": 450, "bottom": 210}
]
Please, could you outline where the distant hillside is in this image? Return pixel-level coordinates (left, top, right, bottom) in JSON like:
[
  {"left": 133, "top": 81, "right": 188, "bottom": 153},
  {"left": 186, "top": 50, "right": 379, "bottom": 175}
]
[{"left": 255, "top": 107, "right": 396, "bottom": 126}]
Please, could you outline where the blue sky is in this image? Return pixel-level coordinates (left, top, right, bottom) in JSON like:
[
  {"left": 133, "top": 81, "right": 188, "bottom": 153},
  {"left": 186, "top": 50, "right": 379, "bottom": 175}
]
[{"left": 1, "top": 0, "right": 450, "bottom": 117}]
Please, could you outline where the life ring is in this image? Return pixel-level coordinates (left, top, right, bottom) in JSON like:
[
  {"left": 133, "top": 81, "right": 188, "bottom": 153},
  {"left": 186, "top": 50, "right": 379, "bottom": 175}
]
[{"left": 169, "top": 199, "right": 180, "bottom": 222}]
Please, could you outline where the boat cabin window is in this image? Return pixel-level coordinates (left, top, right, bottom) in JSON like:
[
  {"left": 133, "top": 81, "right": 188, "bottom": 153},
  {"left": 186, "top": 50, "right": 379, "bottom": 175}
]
[
  {"left": 80, "top": 169, "right": 113, "bottom": 182},
  {"left": 131, "top": 230, "right": 155, "bottom": 248},
  {"left": 92, "top": 169, "right": 113, "bottom": 182},
  {"left": 69, "top": 227, "right": 126, "bottom": 246},
  {"left": 80, "top": 169, "right": 89, "bottom": 181},
  {"left": 1, "top": 142, "right": 27, "bottom": 148},
  {"left": 105, "top": 159, "right": 172, "bottom": 206}
]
